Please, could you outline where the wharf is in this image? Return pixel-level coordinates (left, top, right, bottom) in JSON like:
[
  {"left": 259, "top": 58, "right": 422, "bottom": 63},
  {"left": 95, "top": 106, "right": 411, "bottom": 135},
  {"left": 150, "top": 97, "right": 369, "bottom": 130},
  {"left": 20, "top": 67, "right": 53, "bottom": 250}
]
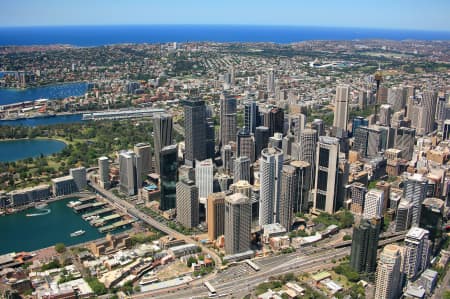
[
  {"left": 91, "top": 213, "right": 122, "bottom": 226},
  {"left": 82, "top": 207, "right": 115, "bottom": 219},
  {"left": 99, "top": 219, "right": 135, "bottom": 233},
  {"left": 73, "top": 201, "right": 107, "bottom": 213},
  {"left": 79, "top": 196, "right": 97, "bottom": 203}
]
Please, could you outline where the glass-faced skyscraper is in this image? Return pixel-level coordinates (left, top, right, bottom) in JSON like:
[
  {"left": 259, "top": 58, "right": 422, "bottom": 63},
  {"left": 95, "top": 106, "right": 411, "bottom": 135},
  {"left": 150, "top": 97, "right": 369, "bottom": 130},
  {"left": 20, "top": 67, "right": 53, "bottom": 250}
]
[
  {"left": 153, "top": 113, "right": 173, "bottom": 174},
  {"left": 159, "top": 144, "right": 178, "bottom": 211},
  {"left": 183, "top": 99, "right": 207, "bottom": 167}
]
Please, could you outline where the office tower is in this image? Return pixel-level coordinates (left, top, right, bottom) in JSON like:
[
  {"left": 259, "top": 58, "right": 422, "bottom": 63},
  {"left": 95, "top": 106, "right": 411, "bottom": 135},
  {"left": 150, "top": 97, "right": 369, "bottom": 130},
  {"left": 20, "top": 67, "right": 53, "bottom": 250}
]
[
  {"left": 222, "top": 144, "right": 234, "bottom": 175},
  {"left": 259, "top": 147, "right": 283, "bottom": 226},
  {"left": 159, "top": 144, "right": 178, "bottom": 211},
  {"left": 244, "top": 100, "right": 259, "bottom": 134},
  {"left": 363, "top": 189, "right": 384, "bottom": 219},
  {"left": 233, "top": 156, "right": 251, "bottom": 183},
  {"left": 435, "top": 94, "right": 447, "bottom": 130},
  {"left": 350, "top": 182, "right": 367, "bottom": 215},
  {"left": 207, "top": 192, "right": 225, "bottom": 241},
  {"left": 358, "top": 90, "right": 368, "bottom": 110},
  {"left": 404, "top": 227, "right": 430, "bottom": 279},
  {"left": 420, "top": 198, "right": 444, "bottom": 243},
  {"left": 353, "top": 126, "right": 369, "bottom": 157},
  {"left": 255, "top": 126, "right": 270, "bottom": 159},
  {"left": 298, "top": 128, "right": 317, "bottom": 181},
  {"left": 119, "top": 150, "right": 142, "bottom": 196},
  {"left": 220, "top": 93, "right": 237, "bottom": 146},
  {"left": 374, "top": 244, "right": 403, "bottom": 299},
  {"left": 394, "top": 127, "right": 415, "bottom": 160},
  {"left": 394, "top": 199, "right": 413, "bottom": 232},
  {"left": 269, "top": 132, "right": 283, "bottom": 149},
  {"left": 205, "top": 118, "right": 215, "bottom": 160},
  {"left": 350, "top": 218, "right": 381, "bottom": 275},
  {"left": 333, "top": 85, "right": 350, "bottom": 133},
  {"left": 230, "top": 180, "right": 252, "bottom": 199},
  {"left": 404, "top": 174, "right": 427, "bottom": 227},
  {"left": 290, "top": 160, "right": 311, "bottom": 213},
  {"left": 367, "top": 126, "right": 384, "bottom": 157},
  {"left": 98, "top": 156, "right": 110, "bottom": 189},
  {"left": 154, "top": 113, "right": 173, "bottom": 172},
  {"left": 311, "top": 119, "right": 325, "bottom": 136},
  {"left": 313, "top": 136, "right": 340, "bottom": 214},
  {"left": 267, "top": 68, "right": 275, "bottom": 93},
  {"left": 282, "top": 134, "right": 294, "bottom": 157},
  {"left": 237, "top": 128, "right": 255, "bottom": 162},
  {"left": 134, "top": 143, "right": 152, "bottom": 176},
  {"left": 183, "top": 99, "right": 207, "bottom": 167},
  {"left": 176, "top": 179, "right": 199, "bottom": 228},
  {"left": 352, "top": 116, "right": 369, "bottom": 136},
  {"left": 225, "top": 193, "right": 252, "bottom": 255},
  {"left": 280, "top": 165, "right": 298, "bottom": 231},
  {"left": 289, "top": 114, "right": 306, "bottom": 141},
  {"left": 70, "top": 167, "right": 87, "bottom": 191},
  {"left": 443, "top": 120, "right": 450, "bottom": 140},
  {"left": 387, "top": 86, "right": 407, "bottom": 112},
  {"left": 267, "top": 107, "right": 284, "bottom": 136},
  {"left": 420, "top": 90, "right": 437, "bottom": 135},
  {"left": 195, "top": 159, "right": 213, "bottom": 200},
  {"left": 379, "top": 104, "right": 392, "bottom": 127}
]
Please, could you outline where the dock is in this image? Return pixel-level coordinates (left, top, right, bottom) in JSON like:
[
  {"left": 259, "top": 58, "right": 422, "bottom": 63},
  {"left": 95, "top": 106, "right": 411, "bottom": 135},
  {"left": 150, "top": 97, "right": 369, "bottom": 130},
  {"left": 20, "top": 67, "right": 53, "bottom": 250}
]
[
  {"left": 91, "top": 213, "right": 122, "bottom": 226},
  {"left": 82, "top": 207, "right": 115, "bottom": 220},
  {"left": 99, "top": 219, "right": 136, "bottom": 233},
  {"left": 73, "top": 201, "right": 107, "bottom": 213},
  {"left": 79, "top": 196, "right": 97, "bottom": 203}
]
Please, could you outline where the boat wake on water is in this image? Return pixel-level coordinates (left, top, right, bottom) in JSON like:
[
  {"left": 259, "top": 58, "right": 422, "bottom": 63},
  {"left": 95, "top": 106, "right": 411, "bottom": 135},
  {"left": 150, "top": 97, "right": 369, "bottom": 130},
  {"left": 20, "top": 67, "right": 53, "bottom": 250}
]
[{"left": 26, "top": 208, "right": 51, "bottom": 217}]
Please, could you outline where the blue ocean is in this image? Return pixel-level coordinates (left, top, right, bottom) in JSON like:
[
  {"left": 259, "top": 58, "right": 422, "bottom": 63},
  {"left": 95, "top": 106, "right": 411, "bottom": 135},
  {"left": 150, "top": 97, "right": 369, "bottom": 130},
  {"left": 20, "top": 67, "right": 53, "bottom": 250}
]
[{"left": 0, "top": 25, "right": 449, "bottom": 46}]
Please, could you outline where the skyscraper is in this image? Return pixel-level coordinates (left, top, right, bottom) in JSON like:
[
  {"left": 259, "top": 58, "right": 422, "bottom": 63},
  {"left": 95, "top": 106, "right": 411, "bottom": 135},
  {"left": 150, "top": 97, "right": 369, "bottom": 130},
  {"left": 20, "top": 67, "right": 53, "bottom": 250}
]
[
  {"left": 279, "top": 165, "right": 298, "bottom": 231},
  {"left": 134, "top": 142, "right": 152, "bottom": 176},
  {"left": 237, "top": 128, "right": 255, "bottom": 162},
  {"left": 207, "top": 192, "right": 225, "bottom": 241},
  {"left": 420, "top": 198, "right": 444, "bottom": 244},
  {"left": 404, "top": 227, "right": 430, "bottom": 279},
  {"left": 363, "top": 189, "right": 384, "bottom": 219},
  {"left": 313, "top": 136, "right": 340, "bottom": 214},
  {"left": 70, "top": 167, "right": 87, "bottom": 192},
  {"left": 195, "top": 159, "right": 213, "bottom": 200},
  {"left": 299, "top": 128, "right": 318, "bottom": 185},
  {"left": 404, "top": 174, "right": 427, "bottom": 227},
  {"left": 233, "top": 156, "right": 251, "bottom": 183},
  {"left": 222, "top": 144, "right": 234, "bottom": 175},
  {"left": 98, "top": 156, "right": 110, "bottom": 189},
  {"left": 311, "top": 119, "right": 325, "bottom": 137},
  {"left": 350, "top": 182, "right": 367, "bottom": 215},
  {"left": 267, "top": 68, "right": 275, "bottom": 93},
  {"left": 333, "top": 85, "right": 350, "bottom": 133},
  {"left": 394, "top": 127, "right": 416, "bottom": 160},
  {"left": 220, "top": 93, "right": 237, "bottom": 146},
  {"left": 290, "top": 160, "right": 311, "bottom": 213},
  {"left": 350, "top": 218, "right": 381, "bottom": 275},
  {"left": 225, "top": 193, "right": 252, "bottom": 255},
  {"left": 259, "top": 147, "right": 283, "bottom": 226},
  {"left": 394, "top": 199, "right": 413, "bottom": 232},
  {"left": 387, "top": 86, "right": 407, "bottom": 112},
  {"left": 154, "top": 113, "right": 173, "bottom": 174},
  {"left": 183, "top": 99, "right": 207, "bottom": 167},
  {"left": 379, "top": 104, "right": 392, "bottom": 127},
  {"left": 255, "top": 126, "right": 270, "bottom": 159},
  {"left": 119, "top": 151, "right": 142, "bottom": 196},
  {"left": 159, "top": 144, "right": 178, "bottom": 211},
  {"left": 267, "top": 107, "right": 284, "bottom": 136},
  {"left": 244, "top": 100, "right": 259, "bottom": 134},
  {"left": 176, "top": 179, "right": 199, "bottom": 228},
  {"left": 374, "top": 244, "right": 403, "bottom": 299}
]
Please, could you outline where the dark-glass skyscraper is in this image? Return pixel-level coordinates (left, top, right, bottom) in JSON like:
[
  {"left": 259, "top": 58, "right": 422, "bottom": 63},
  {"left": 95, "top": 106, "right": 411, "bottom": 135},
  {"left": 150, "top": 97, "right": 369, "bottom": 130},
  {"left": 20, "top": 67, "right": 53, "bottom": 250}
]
[
  {"left": 255, "top": 126, "right": 270, "bottom": 159},
  {"left": 183, "top": 99, "right": 207, "bottom": 167},
  {"left": 159, "top": 144, "right": 178, "bottom": 211},
  {"left": 244, "top": 100, "right": 259, "bottom": 134},
  {"left": 153, "top": 113, "right": 173, "bottom": 174},
  {"left": 237, "top": 128, "right": 255, "bottom": 162},
  {"left": 280, "top": 165, "right": 298, "bottom": 231},
  {"left": 350, "top": 218, "right": 381, "bottom": 276},
  {"left": 267, "top": 107, "right": 284, "bottom": 136},
  {"left": 220, "top": 93, "right": 237, "bottom": 146},
  {"left": 290, "top": 160, "right": 311, "bottom": 213}
]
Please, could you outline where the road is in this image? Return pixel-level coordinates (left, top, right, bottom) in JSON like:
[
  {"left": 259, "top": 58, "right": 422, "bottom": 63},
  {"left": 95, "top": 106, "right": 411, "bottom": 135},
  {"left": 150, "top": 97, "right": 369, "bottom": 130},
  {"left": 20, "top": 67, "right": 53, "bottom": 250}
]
[{"left": 88, "top": 181, "right": 222, "bottom": 271}]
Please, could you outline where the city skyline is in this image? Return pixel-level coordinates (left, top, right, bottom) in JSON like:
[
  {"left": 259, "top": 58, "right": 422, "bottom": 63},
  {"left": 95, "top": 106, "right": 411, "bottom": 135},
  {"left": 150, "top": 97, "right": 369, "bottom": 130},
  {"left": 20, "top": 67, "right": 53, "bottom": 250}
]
[{"left": 1, "top": 0, "right": 450, "bottom": 31}]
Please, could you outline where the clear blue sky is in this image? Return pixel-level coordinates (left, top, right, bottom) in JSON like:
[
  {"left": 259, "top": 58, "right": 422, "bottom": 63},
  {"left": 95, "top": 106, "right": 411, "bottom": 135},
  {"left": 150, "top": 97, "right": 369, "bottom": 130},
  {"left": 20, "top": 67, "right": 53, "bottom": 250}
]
[{"left": 1, "top": 0, "right": 450, "bottom": 31}]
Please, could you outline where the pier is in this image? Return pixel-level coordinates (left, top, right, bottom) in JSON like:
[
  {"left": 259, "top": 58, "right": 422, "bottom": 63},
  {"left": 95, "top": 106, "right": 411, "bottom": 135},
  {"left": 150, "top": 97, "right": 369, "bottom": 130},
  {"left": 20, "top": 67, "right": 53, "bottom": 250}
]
[
  {"left": 91, "top": 213, "right": 122, "bottom": 226},
  {"left": 82, "top": 207, "right": 115, "bottom": 220},
  {"left": 99, "top": 219, "right": 136, "bottom": 233},
  {"left": 78, "top": 196, "right": 97, "bottom": 203},
  {"left": 73, "top": 201, "right": 107, "bottom": 213}
]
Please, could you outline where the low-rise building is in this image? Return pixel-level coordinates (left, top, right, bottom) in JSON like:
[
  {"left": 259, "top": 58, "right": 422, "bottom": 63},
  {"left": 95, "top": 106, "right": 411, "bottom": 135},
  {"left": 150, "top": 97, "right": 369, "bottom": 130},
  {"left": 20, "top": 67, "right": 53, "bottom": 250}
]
[
  {"left": 8, "top": 185, "right": 51, "bottom": 207},
  {"left": 89, "top": 233, "right": 131, "bottom": 257}
]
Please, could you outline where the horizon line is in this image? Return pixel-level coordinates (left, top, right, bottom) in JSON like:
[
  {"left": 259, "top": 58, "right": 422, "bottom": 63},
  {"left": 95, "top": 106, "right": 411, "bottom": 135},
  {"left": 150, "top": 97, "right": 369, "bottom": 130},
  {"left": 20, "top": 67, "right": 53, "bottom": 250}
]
[{"left": 1, "top": 23, "right": 450, "bottom": 33}]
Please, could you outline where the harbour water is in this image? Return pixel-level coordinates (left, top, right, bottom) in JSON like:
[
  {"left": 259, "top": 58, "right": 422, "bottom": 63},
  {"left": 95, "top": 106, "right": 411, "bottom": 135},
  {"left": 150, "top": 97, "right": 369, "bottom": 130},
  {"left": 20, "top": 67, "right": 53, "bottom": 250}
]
[
  {"left": 0, "top": 139, "right": 66, "bottom": 162},
  {"left": 0, "top": 82, "right": 88, "bottom": 105},
  {"left": 0, "top": 197, "right": 105, "bottom": 254},
  {"left": 0, "top": 114, "right": 84, "bottom": 127}
]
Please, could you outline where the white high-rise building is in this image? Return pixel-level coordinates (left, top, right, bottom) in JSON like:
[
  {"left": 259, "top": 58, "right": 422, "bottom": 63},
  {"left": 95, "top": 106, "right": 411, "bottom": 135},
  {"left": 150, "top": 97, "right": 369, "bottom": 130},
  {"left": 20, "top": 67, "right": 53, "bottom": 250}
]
[
  {"left": 374, "top": 244, "right": 403, "bottom": 299},
  {"left": 313, "top": 136, "right": 340, "bottom": 214},
  {"left": 333, "top": 85, "right": 350, "bottom": 133},
  {"left": 404, "top": 173, "right": 427, "bottom": 227},
  {"left": 119, "top": 150, "right": 142, "bottom": 196},
  {"left": 404, "top": 227, "right": 431, "bottom": 279},
  {"left": 267, "top": 68, "right": 275, "bottom": 93},
  {"left": 195, "top": 159, "right": 213, "bottom": 200},
  {"left": 233, "top": 156, "right": 251, "bottom": 183},
  {"left": 98, "top": 156, "right": 110, "bottom": 189},
  {"left": 259, "top": 147, "right": 283, "bottom": 226},
  {"left": 363, "top": 189, "right": 384, "bottom": 219}
]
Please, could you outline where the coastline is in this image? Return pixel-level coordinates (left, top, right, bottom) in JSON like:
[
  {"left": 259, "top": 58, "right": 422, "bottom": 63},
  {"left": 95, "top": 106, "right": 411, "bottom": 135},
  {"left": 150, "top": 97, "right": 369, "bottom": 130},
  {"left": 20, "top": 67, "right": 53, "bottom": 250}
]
[{"left": 0, "top": 80, "right": 87, "bottom": 91}]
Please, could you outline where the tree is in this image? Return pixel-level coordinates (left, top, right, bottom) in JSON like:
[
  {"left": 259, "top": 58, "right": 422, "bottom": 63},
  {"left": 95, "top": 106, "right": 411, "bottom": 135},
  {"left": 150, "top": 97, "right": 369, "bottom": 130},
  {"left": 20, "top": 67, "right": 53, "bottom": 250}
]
[{"left": 55, "top": 243, "right": 66, "bottom": 253}]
